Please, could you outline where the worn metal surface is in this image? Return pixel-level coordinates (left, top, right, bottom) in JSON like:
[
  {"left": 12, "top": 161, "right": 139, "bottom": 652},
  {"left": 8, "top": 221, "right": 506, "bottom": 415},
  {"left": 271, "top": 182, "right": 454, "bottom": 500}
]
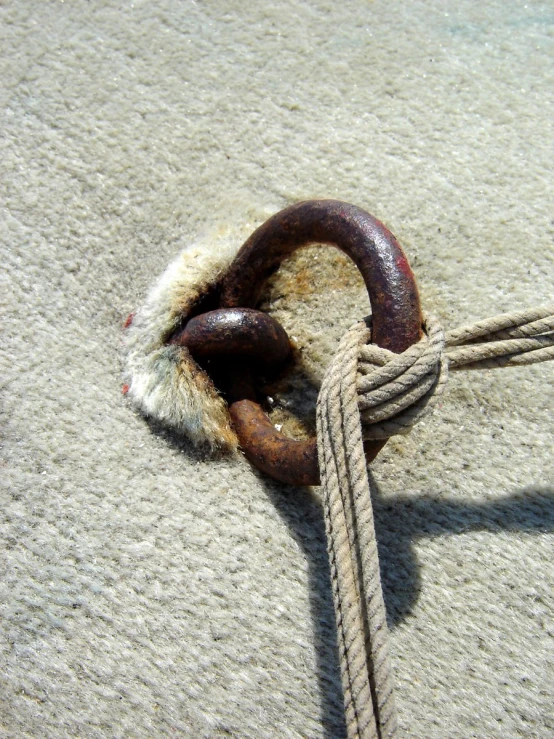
[
  {"left": 171, "top": 308, "right": 291, "bottom": 368},
  {"left": 172, "top": 200, "right": 422, "bottom": 485},
  {"left": 228, "top": 400, "right": 320, "bottom": 487},
  {"left": 217, "top": 200, "right": 422, "bottom": 485},
  {"left": 220, "top": 200, "right": 421, "bottom": 352}
]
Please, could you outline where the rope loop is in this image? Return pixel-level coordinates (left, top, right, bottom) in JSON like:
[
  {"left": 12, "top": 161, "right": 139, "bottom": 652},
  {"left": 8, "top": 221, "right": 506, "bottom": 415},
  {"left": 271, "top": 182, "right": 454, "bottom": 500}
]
[
  {"left": 357, "top": 315, "right": 448, "bottom": 440},
  {"left": 356, "top": 306, "right": 554, "bottom": 440}
]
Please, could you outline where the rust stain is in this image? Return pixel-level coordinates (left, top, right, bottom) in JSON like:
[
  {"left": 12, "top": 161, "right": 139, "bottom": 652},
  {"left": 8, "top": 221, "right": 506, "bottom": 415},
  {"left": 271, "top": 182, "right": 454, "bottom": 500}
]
[{"left": 266, "top": 247, "right": 364, "bottom": 300}]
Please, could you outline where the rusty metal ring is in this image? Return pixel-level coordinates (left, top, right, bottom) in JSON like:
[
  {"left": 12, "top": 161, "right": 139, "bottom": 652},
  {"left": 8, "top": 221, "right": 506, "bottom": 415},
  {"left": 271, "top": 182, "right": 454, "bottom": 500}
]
[{"left": 218, "top": 199, "right": 422, "bottom": 486}]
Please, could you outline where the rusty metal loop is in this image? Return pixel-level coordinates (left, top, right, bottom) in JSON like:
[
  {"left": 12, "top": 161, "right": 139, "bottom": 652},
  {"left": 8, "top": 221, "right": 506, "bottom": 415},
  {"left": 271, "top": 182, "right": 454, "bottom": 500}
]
[{"left": 213, "top": 199, "right": 423, "bottom": 486}]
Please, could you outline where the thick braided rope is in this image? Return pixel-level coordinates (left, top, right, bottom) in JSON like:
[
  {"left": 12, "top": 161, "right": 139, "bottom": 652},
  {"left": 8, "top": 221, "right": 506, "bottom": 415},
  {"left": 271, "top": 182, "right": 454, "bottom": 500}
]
[{"left": 316, "top": 305, "right": 553, "bottom": 739}]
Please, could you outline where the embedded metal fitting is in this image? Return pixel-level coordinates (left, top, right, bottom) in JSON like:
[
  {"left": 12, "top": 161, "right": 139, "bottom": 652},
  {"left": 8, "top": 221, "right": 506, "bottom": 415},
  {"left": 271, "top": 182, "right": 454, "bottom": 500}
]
[{"left": 175, "top": 199, "right": 422, "bottom": 486}]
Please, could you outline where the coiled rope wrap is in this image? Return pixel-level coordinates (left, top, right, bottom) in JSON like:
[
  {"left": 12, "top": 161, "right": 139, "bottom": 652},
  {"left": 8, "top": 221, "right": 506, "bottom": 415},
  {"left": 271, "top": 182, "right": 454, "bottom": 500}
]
[{"left": 316, "top": 305, "right": 554, "bottom": 739}]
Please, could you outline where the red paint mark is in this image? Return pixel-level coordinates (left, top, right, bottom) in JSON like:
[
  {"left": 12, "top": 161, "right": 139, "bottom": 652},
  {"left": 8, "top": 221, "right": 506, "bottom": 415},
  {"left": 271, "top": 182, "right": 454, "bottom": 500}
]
[
  {"left": 396, "top": 253, "right": 414, "bottom": 277},
  {"left": 122, "top": 384, "right": 130, "bottom": 395},
  {"left": 124, "top": 312, "right": 135, "bottom": 329}
]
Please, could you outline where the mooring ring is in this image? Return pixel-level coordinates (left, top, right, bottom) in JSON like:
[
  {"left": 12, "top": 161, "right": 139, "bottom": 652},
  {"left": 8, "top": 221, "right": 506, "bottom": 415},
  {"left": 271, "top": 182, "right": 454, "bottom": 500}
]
[{"left": 218, "top": 199, "right": 422, "bottom": 486}]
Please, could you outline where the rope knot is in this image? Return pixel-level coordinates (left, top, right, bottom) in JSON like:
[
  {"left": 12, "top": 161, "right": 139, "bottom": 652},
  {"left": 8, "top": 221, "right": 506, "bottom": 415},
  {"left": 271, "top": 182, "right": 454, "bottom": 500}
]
[
  {"left": 355, "top": 305, "right": 554, "bottom": 441},
  {"left": 357, "top": 315, "right": 447, "bottom": 440}
]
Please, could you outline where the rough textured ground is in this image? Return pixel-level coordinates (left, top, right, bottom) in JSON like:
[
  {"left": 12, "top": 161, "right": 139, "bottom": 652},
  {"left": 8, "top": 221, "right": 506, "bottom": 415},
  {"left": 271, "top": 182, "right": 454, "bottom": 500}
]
[{"left": 1, "top": 1, "right": 553, "bottom": 737}]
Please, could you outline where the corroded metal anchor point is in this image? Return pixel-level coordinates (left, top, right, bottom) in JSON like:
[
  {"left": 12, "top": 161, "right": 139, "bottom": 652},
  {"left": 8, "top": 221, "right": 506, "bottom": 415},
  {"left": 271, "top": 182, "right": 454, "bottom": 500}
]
[{"left": 172, "top": 200, "right": 422, "bottom": 486}]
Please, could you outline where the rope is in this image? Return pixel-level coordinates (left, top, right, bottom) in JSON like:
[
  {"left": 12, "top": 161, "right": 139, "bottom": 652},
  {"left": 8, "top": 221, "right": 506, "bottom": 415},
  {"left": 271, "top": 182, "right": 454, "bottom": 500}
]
[
  {"left": 359, "top": 305, "right": 554, "bottom": 440},
  {"left": 315, "top": 305, "right": 554, "bottom": 739}
]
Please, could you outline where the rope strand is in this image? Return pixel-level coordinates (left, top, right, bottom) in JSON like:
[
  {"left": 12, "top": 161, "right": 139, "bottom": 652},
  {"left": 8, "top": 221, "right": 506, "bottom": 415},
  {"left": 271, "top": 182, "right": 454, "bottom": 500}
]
[
  {"left": 316, "top": 305, "right": 554, "bottom": 739},
  {"left": 317, "top": 324, "right": 396, "bottom": 739}
]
